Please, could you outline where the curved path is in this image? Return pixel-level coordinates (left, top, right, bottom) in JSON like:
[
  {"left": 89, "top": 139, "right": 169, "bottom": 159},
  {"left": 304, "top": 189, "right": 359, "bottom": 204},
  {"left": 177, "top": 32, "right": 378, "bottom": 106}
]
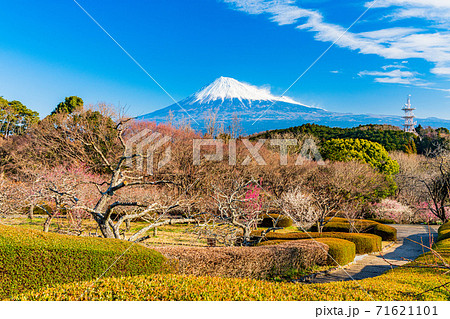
[{"left": 309, "top": 224, "right": 439, "bottom": 283}]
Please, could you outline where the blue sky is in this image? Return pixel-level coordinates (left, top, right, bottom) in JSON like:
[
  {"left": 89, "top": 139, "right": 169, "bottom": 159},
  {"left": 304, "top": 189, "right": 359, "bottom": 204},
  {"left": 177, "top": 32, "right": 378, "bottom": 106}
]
[{"left": 1, "top": 0, "right": 450, "bottom": 120}]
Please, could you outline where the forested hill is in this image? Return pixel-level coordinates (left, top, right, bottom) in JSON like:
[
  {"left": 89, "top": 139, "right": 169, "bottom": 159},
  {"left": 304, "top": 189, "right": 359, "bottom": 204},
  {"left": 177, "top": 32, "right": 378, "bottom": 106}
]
[{"left": 254, "top": 124, "right": 419, "bottom": 153}]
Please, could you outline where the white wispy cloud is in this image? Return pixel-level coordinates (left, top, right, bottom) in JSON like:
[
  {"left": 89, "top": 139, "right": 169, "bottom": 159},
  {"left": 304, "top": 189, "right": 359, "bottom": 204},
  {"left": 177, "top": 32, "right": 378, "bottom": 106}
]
[
  {"left": 389, "top": 7, "right": 450, "bottom": 26},
  {"left": 367, "top": 0, "right": 450, "bottom": 9},
  {"left": 223, "top": 0, "right": 450, "bottom": 76},
  {"left": 359, "top": 65, "right": 450, "bottom": 94},
  {"left": 431, "top": 67, "right": 450, "bottom": 76},
  {"left": 359, "top": 68, "right": 423, "bottom": 85},
  {"left": 382, "top": 64, "right": 407, "bottom": 70}
]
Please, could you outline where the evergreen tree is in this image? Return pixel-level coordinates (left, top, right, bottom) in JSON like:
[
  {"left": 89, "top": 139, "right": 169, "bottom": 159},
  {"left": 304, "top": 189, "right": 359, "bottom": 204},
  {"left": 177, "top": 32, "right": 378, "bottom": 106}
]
[
  {"left": 51, "top": 96, "right": 84, "bottom": 115},
  {"left": 321, "top": 138, "right": 400, "bottom": 176},
  {"left": 0, "top": 97, "right": 39, "bottom": 137}
]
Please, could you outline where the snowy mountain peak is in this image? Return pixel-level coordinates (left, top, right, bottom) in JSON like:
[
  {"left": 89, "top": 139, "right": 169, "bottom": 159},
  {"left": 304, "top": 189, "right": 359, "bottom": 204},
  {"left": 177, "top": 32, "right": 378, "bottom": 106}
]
[{"left": 191, "top": 76, "right": 301, "bottom": 105}]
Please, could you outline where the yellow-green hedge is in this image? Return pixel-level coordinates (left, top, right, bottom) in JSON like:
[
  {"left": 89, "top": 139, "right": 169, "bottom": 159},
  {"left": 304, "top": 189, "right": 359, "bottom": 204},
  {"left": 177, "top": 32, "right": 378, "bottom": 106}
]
[
  {"left": 256, "top": 240, "right": 291, "bottom": 247},
  {"left": 433, "top": 222, "right": 450, "bottom": 254},
  {"left": 0, "top": 224, "right": 170, "bottom": 299},
  {"left": 372, "top": 223, "right": 397, "bottom": 241},
  {"left": 15, "top": 267, "right": 450, "bottom": 301},
  {"left": 260, "top": 214, "right": 293, "bottom": 228},
  {"left": 262, "top": 231, "right": 381, "bottom": 254},
  {"left": 437, "top": 222, "right": 450, "bottom": 242},
  {"left": 367, "top": 217, "right": 396, "bottom": 224},
  {"left": 312, "top": 238, "right": 355, "bottom": 266},
  {"left": 257, "top": 237, "right": 356, "bottom": 266},
  {"left": 15, "top": 223, "right": 450, "bottom": 301},
  {"left": 313, "top": 217, "right": 397, "bottom": 241}
]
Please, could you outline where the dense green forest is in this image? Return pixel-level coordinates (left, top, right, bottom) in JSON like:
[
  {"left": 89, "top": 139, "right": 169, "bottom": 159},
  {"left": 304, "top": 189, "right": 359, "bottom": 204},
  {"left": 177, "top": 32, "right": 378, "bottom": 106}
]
[{"left": 254, "top": 123, "right": 449, "bottom": 154}]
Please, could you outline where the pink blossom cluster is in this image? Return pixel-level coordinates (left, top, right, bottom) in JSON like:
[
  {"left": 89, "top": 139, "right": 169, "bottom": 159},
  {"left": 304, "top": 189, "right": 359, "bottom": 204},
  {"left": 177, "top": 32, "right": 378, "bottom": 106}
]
[
  {"left": 371, "top": 199, "right": 415, "bottom": 223},
  {"left": 416, "top": 201, "right": 450, "bottom": 223}
]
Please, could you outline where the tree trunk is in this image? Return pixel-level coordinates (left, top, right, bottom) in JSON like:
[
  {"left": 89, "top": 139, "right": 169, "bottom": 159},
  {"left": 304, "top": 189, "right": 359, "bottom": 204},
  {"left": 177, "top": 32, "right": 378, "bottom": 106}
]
[
  {"left": 242, "top": 227, "right": 251, "bottom": 245},
  {"left": 43, "top": 215, "right": 53, "bottom": 232},
  {"left": 98, "top": 220, "right": 115, "bottom": 238},
  {"left": 28, "top": 205, "right": 34, "bottom": 221},
  {"left": 439, "top": 206, "right": 448, "bottom": 223}
]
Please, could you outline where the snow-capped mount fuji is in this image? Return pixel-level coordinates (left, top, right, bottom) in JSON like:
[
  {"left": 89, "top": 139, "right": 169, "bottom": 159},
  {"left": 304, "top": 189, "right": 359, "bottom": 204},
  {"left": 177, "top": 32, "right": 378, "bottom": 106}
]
[
  {"left": 137, "top": 77, "right": 450, "bottom": 134},
  {"left": 138, "top": 76, "right": 329, "bottom": 133},
  {"left": 190, "top": 76, "right": 301, "bottom": 105}
]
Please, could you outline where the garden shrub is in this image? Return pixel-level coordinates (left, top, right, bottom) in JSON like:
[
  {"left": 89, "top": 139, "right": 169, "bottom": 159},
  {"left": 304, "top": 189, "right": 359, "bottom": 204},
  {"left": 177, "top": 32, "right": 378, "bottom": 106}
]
[
  {"left": 313, "top": 217, "right": 397, "bottom": 241},
  {"left": 433, "top": 238, "right": 450, "bottom": 253},
  {"left": 438, "top": 222, "right": 450, "bottom": 233},
  {"left": 437, "top": 222, "right": 450, "bottom": 242},
  {"left": 15, "top": 223, "right": 450, "bottom": 301},
  {"left": 256, "top": 239, "right": 291, "bottom": 246},
  {"left": 307, "top": 238, "right": 355, "bottom": 266},
  {"left": 262, "top": 231, "right": 381, "bottom": 254},
  {"left": 260, "top": 214, "right": 293, "bottom": 228},
  {"left": 256, "top": 237, "right": 356, "bottom": 266},
  {"left": 0, "top": 224, "right": 169, "bottom": 299},
  {"left": 17, "top": 268, "right": 450, "bottom": 301},
  {"left": 151, "top": 240, "right": 327, "bottom": 280},
  {"left": 320, "top": 138, "right": 399, "bottom": 175},
  {"left": 372, "top": 223, "right": 397, "bottom": 241},
  {"left": 367, "top": 218, "right": 396, "bottom": 224}
]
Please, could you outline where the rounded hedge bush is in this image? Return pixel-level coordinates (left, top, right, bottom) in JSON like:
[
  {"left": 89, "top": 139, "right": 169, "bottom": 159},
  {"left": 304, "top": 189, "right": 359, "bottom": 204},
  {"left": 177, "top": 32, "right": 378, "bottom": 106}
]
[
  {"left": 255, "top": 237, "right": 356, "bottom": 266},
  {"left": 372, "top": 223, "right": 397, "bottom": 241},
  {"left": 255, "top": 239, "right": 291, "bottom": 247},
  {"left": 311, "top": 238, "right": 356, "bottom": 266},
  {"left": 367, "top": 218, "right": 396, "bottom": 224},
  {"left": 312, "top": 222, "right": 350, "bottom": 233},
  {"left": 0, "top": 224, "right": 170, "bottom": 299},
  {"left": 433, "top": 238, "right": 450, "bottom": 253},
  {"left": 154, "top": 240, "right": 328, "bottom": 279},
  {"left": 433, "top": 223, "right": 450, "bottom": 252},
  {"left": 264, "top": 231, "right": 381, "bottom": 254},
  {"left": 312, "top": 217, "right": 397, "bottom": 241},
  {"left": 437, "top": 222, "right": 450, "bottom": 242},
  {"left": 260, "top": 214, "right": 293, "bottom": 228}
]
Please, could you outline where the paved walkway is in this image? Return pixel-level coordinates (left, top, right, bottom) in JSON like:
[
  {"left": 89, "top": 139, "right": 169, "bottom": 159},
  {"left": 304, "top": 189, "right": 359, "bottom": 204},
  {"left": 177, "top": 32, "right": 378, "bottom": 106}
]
[{"left": 309, "top": 224, "right": 439, "bottom": 283}]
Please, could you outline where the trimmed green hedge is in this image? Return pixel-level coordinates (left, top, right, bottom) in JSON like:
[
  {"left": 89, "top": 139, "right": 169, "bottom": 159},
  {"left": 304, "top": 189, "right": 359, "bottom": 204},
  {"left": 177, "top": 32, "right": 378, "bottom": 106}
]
[
  {"left": 260, "top": 214, "right": 293, "bottom": 228},
  {"left": 367, "top": 218, "right": 396, "bottom": 224},
  {"left": 433, "top": 238, "right": 450, "bottom": 253},
  {"left": 0, "top": 224, "right": 170, "bottom": 299},
  {"left": 256, "top": 239, "right": 290, "bottom": 247},
  {"left": 17, "top": 223, "right": 450, "bottom": 301},
  {"left": 263, "top": 231, "right": 381, "bottom": 254},
  {"left": 372, "top": 223, "right": 397, "bottom": 241},
  {"left": 312, "top": 217, "right": 397, "bottom": 241},
  {"left": 256, "top": 237, "right": 356, "bottom": 266},
  {"left": 309, "top": 238, "right": 355, "bottom": 266},
  {"left": 434, "top": 222, "right": 450, "bottom": 253},
  {"left": 437, "top": 222, "right": 450, "bottom": 242}
]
